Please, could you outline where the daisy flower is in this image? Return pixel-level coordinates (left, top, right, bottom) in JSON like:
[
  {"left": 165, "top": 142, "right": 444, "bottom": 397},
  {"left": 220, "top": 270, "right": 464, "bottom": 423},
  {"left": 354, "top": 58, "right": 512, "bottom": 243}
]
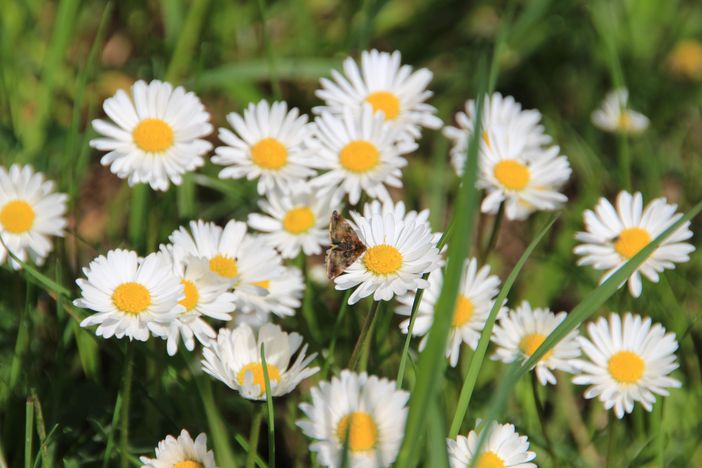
[
  {"left": 76, "top": 249, "right": 182, "bottom": 341},
  {"left": 447, "top": 421, "right": 536, "bottom": 468},
  {"left": 297, "top": 370, "right": 409, "bottom": 468},
  {"left": 334, "top": 211, "right": 442, "bottom": 305},
  {"left": 90, "top": 80, "right": 213, "bottom": 191},
  {"left": 574, "top": 191, "right": 694, "bottom": 298},
  {"left": 591, "top": 88, "right": 649, "bottom": 135},
  {"left": 357, "top": 199, "right": 430, "bottom": 228},
  {"left": 395, "top": 258, "right": 504, "bottom": 367},
  {"left": 201, "top": 323, "right": 318, "bottom": 400},
  {"left": 232, "top": 266, "right": 304, "bottom": 326},
  {"left": 314, "top": 49, "right": 442, "bottom": 142},
  {"left": 248, "top": 187, "right": 333, "bottom": 258},
  {"left": 140, "top": 429, "right": 216, "bottom": 468},
  {"left": 572, "top": 313, "right": 681, "bottom": 418},
  {"left": 0, "top": 164, "right": 67, "bottom": 269},
  {"left": 308, "top": 104, "right": 413, "bottom": 205},
  {"left": 212, "top": 100, "right": 316, "bottom": 195},
  {"left": 491, "top": 301, "right": 580, "bottom": 385}
]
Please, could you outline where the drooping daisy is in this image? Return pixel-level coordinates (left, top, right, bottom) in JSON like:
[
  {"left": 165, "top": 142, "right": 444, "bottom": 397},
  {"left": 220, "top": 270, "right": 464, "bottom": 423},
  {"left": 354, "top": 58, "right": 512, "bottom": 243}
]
[
  {"left": 140, "top": 429, "right": 216, "bottom": 468},
  {"left": 443, "top": 92, "right": 550, "bottom": 176},
  {"left": 90, "top": 80, "right": 213, "bottom": 191},
  {"left": 447, "top": 421, "right": 536, "bottom": 468},
  {"left": 574, "top": 191, "right": 694, "bottom": 298},
  {"left": 314, "top": 49, "right": 442, "bottom": 142},
  {"left": 334, "top": 212, "right": 442, "bottom": 305},
  {"left": 491, "top": 301, "right": 580, "bottom": 385},
  {"left": 212, "top": 100, "right": 316, "bottom": 195},
  {"left": 231, "top": 266, "right": 304, "bottom": 326},
  {"left": 0, "top": 164, "right": 67, "bottom": 269},
  {"left": 201, "top": 323, "right": 318, "bottom": 400},
  {"left": 591, "top": 88, "right": 649, "bottom": 135},
  {"left": 572, "top": 313, "right": 681, "bottom": 418},
  {"left": 297, "top": 370, "right": 410, "bottom": 468},
  {"left": 248, "top": 187, "right": 333, "bottom": 258},
  {"left": 396, "top": 258, "right": 504, "bottom": 367},
  {"left": 76, "top": 249, "right": 183, "bottom": 341},
  {"left": 308, "top": 104, "right": 413, "bottom": 205}
]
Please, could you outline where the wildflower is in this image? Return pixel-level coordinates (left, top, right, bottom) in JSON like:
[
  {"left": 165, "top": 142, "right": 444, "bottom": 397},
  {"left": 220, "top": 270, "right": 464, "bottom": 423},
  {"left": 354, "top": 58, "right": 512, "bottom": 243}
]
[
  {"left": 140, "top": 429, "right": 216, "bottom": 468},
  {"left": 447, "top": 421, "right": 536, "bottom": 468},
  {"left": 591, "top": 89, "right": 649, "bottom": 134}
]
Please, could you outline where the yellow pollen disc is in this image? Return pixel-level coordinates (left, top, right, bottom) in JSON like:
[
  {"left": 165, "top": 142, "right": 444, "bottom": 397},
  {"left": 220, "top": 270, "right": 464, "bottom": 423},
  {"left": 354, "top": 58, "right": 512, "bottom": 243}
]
[
  {"left": 614, "top": 227, "right": 651, "bottom": 259},
  {"left": 237, "top": 362, "right": 281, "bottom": 392},
  {"left": 132, "top": 118, "right": 174, "bottom": 153},
  {"left": 339, "top": 140, "right": 380, "bottom": 173},
  {"left": 283, "top": 207, "right": 316, "bottom": 234},
  {"left": 608, "top": 351, "right": 645, "bottom": 384},
  {"left": 365, "top": 91, "right": 401, "bottom": 120},
  {"left": 668, "top": 39, "right": 702, "bottom": 79},
  {"left": 452, "top": 295, "right": 475, "bottom": 327},
  {"left": 336, "top": 412, "right": 378, "bottom": 452},
  {"left": 363, "top": 244, "right": 403, "bottom": 275},
  {"left": 253, "top": 280, "right": 270, "bottom": 290},
  {"left": 493, "top": 160, "right": 530, "bottom": 191},
  {"left": 174, "top": 461, "right": 204, "bottom": 468},
  {"left": 475, "top": 451, "right": 506, "bottom": 468},
  {"left": 519, "top": 333, "right": 553, "bottom": 361},
  {"left": 251, "top": 137, "right": 288, "bottom": 170},
  {"left": 209, "top": 255, "right": 239, "bottom": 278},
  {"left": 179, "top": 280, "right": 199, "bottom": 311},
  {"left": 0, "top": 200, "right": 36, "bottom": 234},
  {"left": 112, "top": 282, "right": 151, "bottom": 315},
  {"left": 618, "top": 112, "right": 633, "bottom": 131}
]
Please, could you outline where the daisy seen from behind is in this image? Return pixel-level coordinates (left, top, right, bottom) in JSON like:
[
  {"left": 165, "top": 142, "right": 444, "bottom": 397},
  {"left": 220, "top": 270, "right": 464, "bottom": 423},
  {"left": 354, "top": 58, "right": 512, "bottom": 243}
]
[
  {"left": 232, "top": 265, "right": 304, "bottom": 328},
  {"left": 574, "top": 191, "right": 694, "bottom": 298},
  {"left": 395, "top": 257, "right": 503, "bottom": 367},
  {"left": 90, "top": 79, "right": 212, "bottom": 191},
  {"left": 201, "top": 323, "right": 318, "bottom": 400},
  {"left": 592, "top": 88, "right": 649, "bottom": 134},
  {"left": 314, "top": 49, "right": 442, "bottom": 142},
  {"left": 0, "top": 164, "right": 67, "bottom": 269},
  {"left": 213, "top": 100, "right": 316, "bottom": 195},
  {"left": 491, "top": 301, "right": 580, "bottom": 385},
  {"left": 140, "top": 429, "right": 216, "bottom": 468},
  {"left": 297, "top": 370, "right": 410, "bottom": 468},
  {"left": 572, "top": 313, "right": 681, "bottom": 418},
  {"left": 76, "top": 249, "right": 183, "bottom": 342},
  {"left": 447, "top": 421, "right": 536, "bottom": 468}
]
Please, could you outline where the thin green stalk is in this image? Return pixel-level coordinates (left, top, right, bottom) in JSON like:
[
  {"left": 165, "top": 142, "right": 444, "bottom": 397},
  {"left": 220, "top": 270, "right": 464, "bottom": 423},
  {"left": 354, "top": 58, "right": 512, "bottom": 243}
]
[
  {"left": 197, "top": 378, "right": 239, "bottom": 467},
  {"left": 246, "top": 406, "right": 265, "bottom": 468},
  {"left": 530, "top": 372, "right": 557, "bottom": 463},
  {"left": 617, "top": 132, "right": 631, "bottom": 191},
  {"left": 9, "top": 281, "right": 32, "bottom": 394},
  {"left": 261, "top": 345, "right": 276, "bottom": 468},
  {"left": 299, "top": 256, "right": 321, "bottom": 343},
  {"left": 321, "top": 289, "right": 352, "bottom": 380},
  {"left": 256, "top": 0, "right": 282, "bottom": 100},
  {"left": 653, "top": 400, "right": 664, "bottom": 467},
  {"left": 25, "top": 398, "right": 34, "bottom": 468},
  {"left": 480, "top": 202, "right": 504, "bottom": 262},
  {"left": 31, "top": 390, "right": 49, "bottom": 468},
  {"left": 128, "top": 185, "right": 149, "bottom": 251},
  {"left": 234, "top": 434, "right": 268, "bottom": 468},
  {"left": 120, "top": 344, "right": 135, "bottom": 468},
  {"left": 359, "top": 301, "right": 385, "bottom": 372},
  {"left": 348, "top": 300, "right": 380, "bottom": 370},
  {"left": 165, "top": 0, "right": 211, "bottom": 83},
  {"left": 605, "top": 411, "right": 616, "bottom": 468},
  {"left": 102, "top": 394, "right": 122, "bottom": 468}
]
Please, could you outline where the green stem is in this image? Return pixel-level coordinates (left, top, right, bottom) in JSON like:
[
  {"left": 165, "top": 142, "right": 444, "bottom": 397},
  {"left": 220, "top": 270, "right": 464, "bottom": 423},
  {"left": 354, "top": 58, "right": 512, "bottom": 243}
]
[
  {"left": 164, "top": 0, "right": 211, "bottom": 83},
  {"left": 102, "top": 394, "right": 122, "bottom": 468},
  {"left": 31, "top": 390, "right": 49, "bottom": 468},
  {"left": 246, "top": 406, "right": 265, "bottom": 468},
  {"left": 321, "top": 289, "right": 352, "bottom": 380},
  {"left": 128, "top": 184, "right": 149, "bottom": 251},
  {"left": 530, "top": 372, "right": 557, "bottom": 463},
  {"left": 348, "top": 300, "right": 380, "bottom": 370},
  {"left": 299, "top": 255, "right": 321, "bottom": 343},
  {"left": 120, "top": 343, "right": 135, "bottom": 468},
  {"left": 256, "top": 0, "right": 281, "bottom": 100},
  {"left": 359, "top": 301, "right": 385, "bottom": 372},
  {"left": 617, "top": 132, "right": 631, "bottom": 191},
  {"left": 24, "top": 397, "right": 34, "bottom": 468},
  {"left": 480, "top": 202, "right": 504, "bottom": 262},
  {"left": 261, "top": 345, "right": 276, "bottom": 468},
  {"left": 605, "top": 411, "right": 616, "bottom": 468},
  {"left": 653, "top": 400, "right": 664, "bottom": 467}
]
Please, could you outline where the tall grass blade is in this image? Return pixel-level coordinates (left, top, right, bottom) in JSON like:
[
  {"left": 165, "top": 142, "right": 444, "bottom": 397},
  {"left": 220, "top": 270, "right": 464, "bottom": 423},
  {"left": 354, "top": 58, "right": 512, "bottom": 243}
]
[
  {"left": 25, "top": 397, "right": 34, "bottom": 468},
  {"left": 261, "top": 345, "right": 276, "bottom": 468}
]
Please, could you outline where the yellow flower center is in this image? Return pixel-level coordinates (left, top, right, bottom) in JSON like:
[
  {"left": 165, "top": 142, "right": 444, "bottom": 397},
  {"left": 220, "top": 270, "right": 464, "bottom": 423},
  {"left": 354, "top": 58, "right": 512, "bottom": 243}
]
[
  {"left": 253, "top": 279, "right": 270, "bottom": 290},
  {"left": 475, "top": 451, "right": 506, "bottom": 468},
  {"left": 209, "top": 255, "right": 238, "bottom": 279},
  {"left": 608, "top": 351, "right": 645, "bottom": 384},
  {"left": 282, "top": 207, "right": 316, "bottom": 234},
  {"left": 519, "top": 333, "right": 554, "bottom": 361},
  {"left": 0, "top": 200, "right": 36, "bottom": 234},
  {"left": 236, "top": 362, "right": 281, "bottom": 393},
  {"left": 365, "top": 91, "right": 401, "bottom": 120},
  {"left": 179, "top": 280, "right": 199, "bottom": 311},
  {"left": 618, "top": 112, "right": 633, "bottom": 131},
  {"left": 174, "top": 461, "right": 203, "bottom": 468},
  {"left": 452, "top": 295, "right": 475, "bottom": 327},
  {"left": 132, "top": 118, "right": 174, "bottom": 153},
  {"left": 339, "top": 140, "right": 380, "bottom": 173},
  {"left": 614, "top": 227, "right": 651, "bottom": 259},
  {"left": 493, "top": 160, "right": 530, "bottom": 190},
  {"left": 363, "top": 244, "right": 403, "bottom": 275},
  {"left": 668, "top": 39, "right": 702, "bottom": 79},
  {"left": 112, "top": 282, "right": 151, "bottom": 315},
  {"left": 336, "top": 412, "right": 378, "bottom": 452},
  {"left": 251, "top": 137, "right": 288, "bottom": 170}
]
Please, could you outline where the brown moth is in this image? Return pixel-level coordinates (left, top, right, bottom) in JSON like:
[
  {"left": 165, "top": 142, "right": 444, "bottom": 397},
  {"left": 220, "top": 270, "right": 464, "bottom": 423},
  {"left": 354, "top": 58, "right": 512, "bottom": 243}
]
[{"left": 325, "top": 210, "right": 367, "bottom": 279}]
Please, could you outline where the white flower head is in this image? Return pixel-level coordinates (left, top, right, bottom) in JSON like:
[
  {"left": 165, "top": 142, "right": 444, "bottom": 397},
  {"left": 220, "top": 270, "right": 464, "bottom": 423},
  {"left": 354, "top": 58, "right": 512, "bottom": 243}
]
[
  {"left": 592, "top": 89, "right": 649, "bottom": 135},
  {"left": 297, "top": 370, "right": 410, "bottom": 468},
  {"left": 75, "top": 249, "right": 183, "bottom": 342},
  {"left": 231, "top": 265, "right": 304, "bottom": 324},
  {"left": 140, "top": 429, "right": 216, "bottom": 468},
  {"left": 90, "top": 80, "right": 213, "bottom": 191},
  {"left": 491, "top": 301, "right": 581, "bottom": 385},
  {"left": 212, "top": 100, "right": 316, "bottom": 195},
  {"left": 574, "top": 191, "right": 694, "bottom": 298},
  {"left": 314, "top": 49, "right": 442, "bottom": 142},
  {"left": 0, "top": 164, "right": 67, "bottom": 269},
  {"left": 308, "top": 104, "right": 414, "bottom": 206},
  {"left": 447, "top": 421, "right": 536, "bottom": 468},
  {"left": 201, "top": 323, "right": 319, "bottom": 400},
  {"left": 572, "top": 313, "right": 681, "bottom": 418},
  {"left": 396, "top": 258, "right": 504, "bottom": 367}
]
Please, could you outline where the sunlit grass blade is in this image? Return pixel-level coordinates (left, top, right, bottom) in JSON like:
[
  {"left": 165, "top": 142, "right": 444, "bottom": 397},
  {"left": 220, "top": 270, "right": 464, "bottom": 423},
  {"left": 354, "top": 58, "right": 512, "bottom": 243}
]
[
  {"left": 31, "top": 390, "right": 49, "bottom": 468},
  {"left": 128, "top": 185, "right": 149, "bottom": 252},
  {"left": 261, "top": 345, "right": 276, "bottom": 468},
  {"left": 234, "top": 434, "right": 268, "bottom": 468},
  {"left": 0, "top": 236, "right": 71, "bottom": 297},
  {"left": 25, "top": 397, "right": 34, "bottom": 468},
  {"left": 426, "top": 397, "right": 449, "bottom": 467}
]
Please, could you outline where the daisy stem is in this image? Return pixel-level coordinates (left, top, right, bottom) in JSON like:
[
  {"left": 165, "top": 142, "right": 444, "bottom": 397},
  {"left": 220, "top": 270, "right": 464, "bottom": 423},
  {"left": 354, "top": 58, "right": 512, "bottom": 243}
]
[
  {"left": 256, "top": 0, "right": 282, "bottom": 100},
  {"left": 530, "top": 372, "right": 558, "bottom": 464},
  {"left": 246, "top": 405, "right": 266, "bottom": 468},
  {"left": 359, "top": 300, "right": 385, "bottom": 372},
  {"left": 128, "top": 184, "right": 149, "bottom": 251},
  {"left": 119, "top": 342, "right": 135, "bottom": 468},
  {"left": 653, "top": 399, "right": 664, "bottom": 467},
  {"left": 617, "top": 133, "right": 631, "bottom": 191},
  {"left": 321, "top": 289, "right": 352, "bottom": 380},
  {"left": 260, "top": 344, "right": 276, "bottom": 468},
  {"left": 348, "top": 300, "right": 380, "bottom": 370},
  {"left": 605, "top": 410, "right": 616, "bottom": 468},
  {"left": 480, "top": 202, "right": 504, "bottom": 262}
]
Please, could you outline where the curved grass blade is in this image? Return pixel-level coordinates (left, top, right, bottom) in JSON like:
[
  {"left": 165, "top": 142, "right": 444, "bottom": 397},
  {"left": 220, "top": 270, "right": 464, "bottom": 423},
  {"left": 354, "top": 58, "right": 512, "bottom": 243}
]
[{"left": 0, "top": 235, "right": 70, "bottom": 297}]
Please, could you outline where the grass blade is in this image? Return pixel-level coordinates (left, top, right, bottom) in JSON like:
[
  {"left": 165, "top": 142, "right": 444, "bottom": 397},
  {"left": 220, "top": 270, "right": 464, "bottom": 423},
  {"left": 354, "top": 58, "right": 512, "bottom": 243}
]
[
  {"left": 25, "top": 397, "right": 34, "bottom": 468},
  {"left": 261, "top": 345, "right": 276, "bottom": 468}
]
